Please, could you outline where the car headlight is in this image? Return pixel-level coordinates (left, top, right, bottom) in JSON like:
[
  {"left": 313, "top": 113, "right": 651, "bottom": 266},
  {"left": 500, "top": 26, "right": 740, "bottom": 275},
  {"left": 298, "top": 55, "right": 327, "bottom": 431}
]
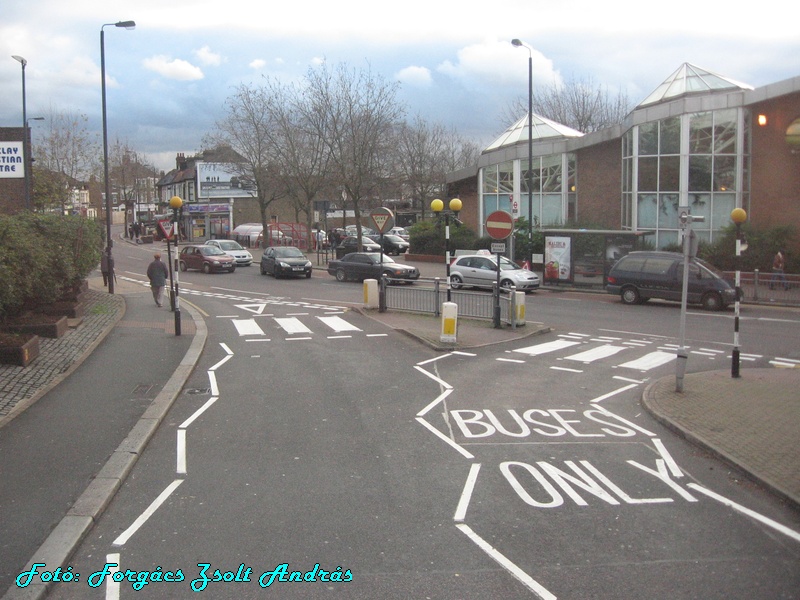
[
  {"left": 279, "top": 261, "right": 290, "bottom": 268},
  {"left": 304, "top": 261, "right": 312, "bottom": 267}
]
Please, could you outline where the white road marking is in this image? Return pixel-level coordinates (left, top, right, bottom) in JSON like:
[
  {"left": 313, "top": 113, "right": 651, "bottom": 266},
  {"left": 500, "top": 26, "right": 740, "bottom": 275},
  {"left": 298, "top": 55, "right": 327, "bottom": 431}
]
[
  {"left": 275, "top": 317, "right": 313, "bottom": 334},
  {"left": 454, "top": 463, "right": 481, "bottom": 522},
  {"left": 618, "top": 351, "right": 676, "bottom": 371},
  {"left": 514, "top": 339, "right": 581, "bottom": 356},
  {"left": 317, "top": 315, "right": 361, "bottom": 332},
  {"left": 565, "top": 344, "right": 628, "bottom": 363},
  {"left": 232, "top": 318, "right": 265, "bottom": 336},
  {"left": 113, "top": 479, "right": 184, "bottom": 546}
]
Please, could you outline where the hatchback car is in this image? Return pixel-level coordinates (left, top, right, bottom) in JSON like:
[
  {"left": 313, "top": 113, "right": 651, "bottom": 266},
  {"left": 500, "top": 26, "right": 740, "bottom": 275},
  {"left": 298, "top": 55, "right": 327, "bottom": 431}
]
[
  {"left": 606, "top": 251, "right": 736, "bottom": 310},
  {"left": 339, "top": 236, "right": 382, "bottom": 253},
  {"left": 366, "top": 234, "right": 409, "bottom": 255},
  {"left": 260, "top": 246, "right": 313, "bottom": 278},
  {"left": 449, "top": 254, "right": 540, "bottom": 292},
  {"left": 327, "top": 252, "right": 419, "bottom": 282},
  {"left": 204, "top": 239, "right": 253, "bottom": 266},
  {"left": 178, "top": 245, "right": 236, "bottom": 273}
]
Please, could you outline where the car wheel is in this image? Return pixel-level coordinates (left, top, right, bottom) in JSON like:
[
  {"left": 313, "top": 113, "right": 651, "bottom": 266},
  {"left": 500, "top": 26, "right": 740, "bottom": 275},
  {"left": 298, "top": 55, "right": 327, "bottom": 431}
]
[
  {"left": 203, "top": 263, "right": 212, "bottom": 274},
  {"left": 701, "top": 292, "right": 723, "bottom": 311},
  {"left": 305, "top": 271, "right": 312, "bottom": 279},
  {"left": 620, "top": 286, "right": 641, "bottom": 305},
  {"left": 335, "top": 268, "right": 348, "bottom": 282},
  {"left": 179, "top": 261, "right": 187, "bottom": 272},
  {"left": 230, "top": 266, "right": 236, "bottom": 273},
  {"left": 260, "top": 264, "right": 267, "bottom": 275},
  {"left": 450, "top": 274, "right": 463, "bottom": 290},
  {"left": 500, "top": 279, "right": 515, "bottom": 291}
]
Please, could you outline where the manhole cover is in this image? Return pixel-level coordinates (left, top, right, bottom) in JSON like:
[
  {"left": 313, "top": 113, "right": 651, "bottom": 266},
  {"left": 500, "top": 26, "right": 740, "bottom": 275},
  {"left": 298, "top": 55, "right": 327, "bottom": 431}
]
[{"left": 185, "top": 388, "right": 212, "bottom": 395}]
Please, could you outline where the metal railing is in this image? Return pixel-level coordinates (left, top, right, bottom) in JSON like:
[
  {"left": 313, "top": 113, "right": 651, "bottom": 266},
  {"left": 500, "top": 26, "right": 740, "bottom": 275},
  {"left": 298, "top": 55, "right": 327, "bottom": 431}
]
[
  {"left": 723, "top": 270, "right": 799, "bottom": 305},
  {"left": 381, "top": 277, "right": 524, "bottom": 326}
]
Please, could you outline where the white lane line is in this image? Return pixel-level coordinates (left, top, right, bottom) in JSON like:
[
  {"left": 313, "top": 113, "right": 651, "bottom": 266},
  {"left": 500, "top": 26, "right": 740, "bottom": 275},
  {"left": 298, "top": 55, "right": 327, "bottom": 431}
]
[
  {"left": 514, "top": 339, "right": 580, "bottom": 356},
  {"left": 180, "top": 397, "right": 218, "bottom": 429},
  {"left": 498, "top": 358, "right": 526, "bottom": 363},
  {"left": 208, "top": 371, "right": 219, "bottom": 396},
  {"left": 176, "top": 429, "right": 187, "bottom": 475},
  {"left": 275, "top": 317, "right": 313, "bottom": 334},
  {"left": 232, "top": 318, "right": 265, "bottom": 336},
  {"left": 210, "top": 354, "right": 232, "bottom": 371},
  {"left": 454, "top": 464, "right": 481, "bottom": 522},
  {"left": 416, "top": 417, "right": 473, "bottom": 459},
  {"left": 613, "top": 375, "right": 646, "bottom": 384},
  {"left": 366, "top": 333, "right": 388, "bottom": 337},
  {"left": 413, "top": 365, "right": 453, "bottom": 390},
  {"left": 590, "top": 383, "right": 639, "bottom": 404},
  {"left": 618, "top": 351, "right": 676, "bottom": 371},
  {"left": 113, "top": 479, "right": 184, "bottom": 546},
  {"left": 417, "top": 388, "right": 454, "bottom": 418},
  {"left": 551, "top": 366, "right": 583, "bottom": 373},
  {"left": 317, "top": 315, "right": 361, "bottom": 332},
  {"left": 687, "top": 484, "right": 800, "bottom": 543},
  {"left": 220, "top": 343, "right": 233, "bottom": 355},
  {"left": 105, "top": 553, "right": 120, "bottom": 600},
  {"left": 456, "top": 524, "right": 557, "bottom": 600},
  {"left": 565, "top": 344, "right": 628, "bottom": 363}
]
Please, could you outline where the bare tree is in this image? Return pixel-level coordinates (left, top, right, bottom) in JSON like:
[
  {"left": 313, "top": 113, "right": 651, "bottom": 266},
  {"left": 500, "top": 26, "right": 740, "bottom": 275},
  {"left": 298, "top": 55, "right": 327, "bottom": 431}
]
[
  {"left": 108, "top": 138, "right": 158, "bottom": 235},
  {"left": 504, "top": 75, "right": 632, "bottom": 133},
  {"left": 32, "top": 108, "right": 100, "bottom": 213},
  {"left": 395, "top": 116, "right": 480, "bottom": 219},
  {"left": 204, "top": 84, "right": 286, "bottom": 237},
  {"left": 300, "top": 62, "right": 405, "bottom": 248}
]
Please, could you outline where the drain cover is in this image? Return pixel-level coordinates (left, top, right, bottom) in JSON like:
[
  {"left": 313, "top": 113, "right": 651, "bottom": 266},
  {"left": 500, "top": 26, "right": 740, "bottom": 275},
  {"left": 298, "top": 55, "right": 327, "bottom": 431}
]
[{"left": 185, "top": 388, "right": 212, "bottom": 395}]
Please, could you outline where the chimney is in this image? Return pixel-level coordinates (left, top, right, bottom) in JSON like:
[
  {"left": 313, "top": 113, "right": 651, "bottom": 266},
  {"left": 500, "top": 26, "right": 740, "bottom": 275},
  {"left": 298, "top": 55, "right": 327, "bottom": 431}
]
[{"left": 176, "top": 152, "right": 187, "bottom": 170}]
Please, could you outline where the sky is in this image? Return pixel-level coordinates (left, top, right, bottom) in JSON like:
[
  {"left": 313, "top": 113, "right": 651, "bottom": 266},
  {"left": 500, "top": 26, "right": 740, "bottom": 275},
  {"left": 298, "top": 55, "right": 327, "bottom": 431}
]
[{"left": 2, "top": 0, "right": 798, "bottom": 173}]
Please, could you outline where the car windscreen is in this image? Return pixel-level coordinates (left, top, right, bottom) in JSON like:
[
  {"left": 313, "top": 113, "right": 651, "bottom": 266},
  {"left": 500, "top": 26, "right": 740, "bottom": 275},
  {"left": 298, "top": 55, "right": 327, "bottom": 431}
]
[
  {"left": 362, "top": 253, "right": 395, "bottom": 264},
  {"left": 200, "top": 247, "right": 226, "bottom": 256},
  {"left": 218, "top": 241, "right": 243, "bottom": 250},
  {"left": 695, "top": 259, "right": 724, "bottom": 279},
  {"left": 499, "top": 257, "right": 522, "bottom": 271},
  {"left": 274, "top": 247, "right": 304, "bottom": 258}
]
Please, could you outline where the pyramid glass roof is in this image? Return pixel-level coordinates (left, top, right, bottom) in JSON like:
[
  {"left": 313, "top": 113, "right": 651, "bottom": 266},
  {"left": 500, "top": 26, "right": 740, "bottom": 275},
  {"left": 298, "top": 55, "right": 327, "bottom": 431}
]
[
  {"left": 484, "top": 113, "right": 583, "bottom": 152},
  {"left": 638, "top": 63, "right": 753, "bottom": 107}
]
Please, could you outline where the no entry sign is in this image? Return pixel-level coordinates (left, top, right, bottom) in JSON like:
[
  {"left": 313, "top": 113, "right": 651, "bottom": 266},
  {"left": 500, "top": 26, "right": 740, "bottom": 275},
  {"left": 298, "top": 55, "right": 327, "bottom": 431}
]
[{"left": 485, "top": 210, "right": 514, "bottom": 240}]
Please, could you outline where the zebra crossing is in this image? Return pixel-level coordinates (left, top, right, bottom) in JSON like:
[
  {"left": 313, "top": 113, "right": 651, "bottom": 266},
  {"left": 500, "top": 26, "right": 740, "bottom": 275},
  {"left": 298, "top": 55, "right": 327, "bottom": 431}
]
[
  {"left": 506, "top": 332, "right": 766, "bottom": 373},
  {"left": 226, "top": 310, "right": 386, "bottom": 342}
]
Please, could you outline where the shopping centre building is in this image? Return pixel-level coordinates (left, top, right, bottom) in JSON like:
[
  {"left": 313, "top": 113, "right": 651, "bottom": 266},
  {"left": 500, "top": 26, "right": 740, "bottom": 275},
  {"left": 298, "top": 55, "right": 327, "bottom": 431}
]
[{"left": 446, "top": 63, "right": 800, "bottom": 249}]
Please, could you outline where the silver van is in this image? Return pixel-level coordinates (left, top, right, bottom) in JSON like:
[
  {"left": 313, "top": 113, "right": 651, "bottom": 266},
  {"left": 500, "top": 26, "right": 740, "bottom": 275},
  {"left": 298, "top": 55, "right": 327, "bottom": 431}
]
[{"left": 606, "top": 251, "right": 736, "bottom": 311}]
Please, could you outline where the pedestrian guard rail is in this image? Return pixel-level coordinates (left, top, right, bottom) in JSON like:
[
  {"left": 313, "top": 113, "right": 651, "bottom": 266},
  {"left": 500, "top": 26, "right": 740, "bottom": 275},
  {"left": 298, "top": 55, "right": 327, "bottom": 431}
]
[
  {"left": 723, "top": 269, "right": 799, "bottom": 305},
  {"left": 379, "top": 277, "right": 526, "bottom": 327}
]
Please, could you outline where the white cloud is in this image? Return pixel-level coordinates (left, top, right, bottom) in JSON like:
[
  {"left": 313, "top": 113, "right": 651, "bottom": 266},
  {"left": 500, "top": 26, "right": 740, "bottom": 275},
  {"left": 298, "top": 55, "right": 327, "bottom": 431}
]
[
  {"left": 142, "top": 56, "right": 204, "bottom": 81},
  {"left": 249, "top": 59, "right": 267, "bottom": 70},
  {"left": 396, "top": 66, "right": 432, "bottom": 87},
  {"left": 437, "top": 39, "right": 561, "bottom": 88},
  {"left": 195, "top": 45, "right": 223, "bottom": 66}
]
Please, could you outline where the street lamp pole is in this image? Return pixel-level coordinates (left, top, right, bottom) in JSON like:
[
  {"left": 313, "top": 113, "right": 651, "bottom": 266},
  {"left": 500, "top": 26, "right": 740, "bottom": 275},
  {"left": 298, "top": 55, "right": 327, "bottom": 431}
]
[
  {"left": 512, "top": 38, "right": 534, "bottom": 268},
  {"left": 730, "top": 208, "right": 747, "bottom": 378},
  {"left": 11, "top": 55, "right": 31, "bottom": 211},
  {"left": 431, "top": 198, "right": 462, "bottom": 302},
  {"left": 101, "top": 20, "right": 136, "bottom": 294}
]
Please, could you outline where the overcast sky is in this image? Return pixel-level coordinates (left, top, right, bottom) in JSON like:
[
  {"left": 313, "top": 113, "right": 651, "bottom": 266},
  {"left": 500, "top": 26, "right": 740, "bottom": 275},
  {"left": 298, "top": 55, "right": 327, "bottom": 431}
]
[{"left": 2, "top": 0, "right": 798, "bottom": 173}]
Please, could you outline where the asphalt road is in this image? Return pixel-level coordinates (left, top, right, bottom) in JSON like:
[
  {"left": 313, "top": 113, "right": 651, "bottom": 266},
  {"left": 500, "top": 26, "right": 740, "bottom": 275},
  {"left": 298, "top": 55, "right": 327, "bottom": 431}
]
[{"left": 44, "top": 242, "right": 800, "bottom": 599}]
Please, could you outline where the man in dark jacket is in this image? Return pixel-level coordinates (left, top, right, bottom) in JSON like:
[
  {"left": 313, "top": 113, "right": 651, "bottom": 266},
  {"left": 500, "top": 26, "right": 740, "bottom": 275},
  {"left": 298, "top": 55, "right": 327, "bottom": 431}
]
[{"left": 146, "top": 253, "right": 169, "bottom": 307}]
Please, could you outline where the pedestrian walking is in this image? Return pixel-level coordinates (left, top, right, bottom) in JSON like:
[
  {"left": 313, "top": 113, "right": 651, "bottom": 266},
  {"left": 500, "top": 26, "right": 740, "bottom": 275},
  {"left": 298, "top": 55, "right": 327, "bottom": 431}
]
[
  {"left": 133, "top": 221, "right": 141, "bottom": 243},
  {"left": 146, "top": 252, "right": 170, "bottom": 307},
  {"left": 769, "top": 248, "right": 789, "bottom": 291},
  {"left": 100, "top": 249, "right": 110, "bottom": 287}
]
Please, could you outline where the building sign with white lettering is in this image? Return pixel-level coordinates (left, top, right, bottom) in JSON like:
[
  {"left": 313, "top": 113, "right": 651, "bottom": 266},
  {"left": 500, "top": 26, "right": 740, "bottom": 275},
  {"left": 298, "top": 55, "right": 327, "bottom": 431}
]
[{"left": 0, "top": 142, "right": 24, "bottom": 178}]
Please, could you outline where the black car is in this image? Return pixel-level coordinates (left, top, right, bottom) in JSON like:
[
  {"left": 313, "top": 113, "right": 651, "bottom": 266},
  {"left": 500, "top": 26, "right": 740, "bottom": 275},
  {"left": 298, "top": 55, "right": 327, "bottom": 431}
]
[
  {"left": 339, "top": 236, "right": 381, "bottom": 253},
  {"left": 327, "top": 252, "right": 419, "bottom": 282},
  {"left": 366, "top": 234, "right": 410, "bottom": 256},
  {"left": 606, "top": 251, "right": 736, "bottom": 310},
  {"left": 260, "top": 246, "right": 313, "bottom": 278}
]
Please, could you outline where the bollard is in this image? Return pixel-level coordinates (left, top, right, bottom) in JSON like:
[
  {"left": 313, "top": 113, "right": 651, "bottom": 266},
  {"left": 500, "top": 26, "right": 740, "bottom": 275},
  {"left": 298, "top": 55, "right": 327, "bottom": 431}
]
[
  {"left": 513, "top": 290, "right": 525, "bottom": 327},
  {"left": 440, "top": 301, "right": 458, "bottom": 344},
  {"left": 363, "top": 279, "right": 379, "bottom": 309}
]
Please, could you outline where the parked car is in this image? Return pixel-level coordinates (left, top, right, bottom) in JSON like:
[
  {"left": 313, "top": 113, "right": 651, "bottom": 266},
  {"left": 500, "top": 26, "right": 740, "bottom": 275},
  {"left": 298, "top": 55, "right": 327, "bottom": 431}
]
[
  {"left": 605, "top": 251, "right": 736, "bottom": 311},
  {"left": 366, "top": 234, "right": 409, "bottom": 256},
  {"left": 204, "top": 239, "right": 253, "bottom": 266},
  {"left": 260, "top": 246, "right": 313, "bottom": 278},
  {"left": 389, "top": 226, "right": 410, "bottom": 241},
  {"left": 344, "top": 225, "right": 377, "bottom": 237},
  {"left": 449, "top": 254, "right": 540, "bottom": 292},
  {"left": 339, "top": 236, "right": 381, "bottom": 253},
  {"left": 327, "top": 252, "right": 420, "bottom": 283},
  {"left": 178, "top": 245, "right": 236, "bottom": 273}
]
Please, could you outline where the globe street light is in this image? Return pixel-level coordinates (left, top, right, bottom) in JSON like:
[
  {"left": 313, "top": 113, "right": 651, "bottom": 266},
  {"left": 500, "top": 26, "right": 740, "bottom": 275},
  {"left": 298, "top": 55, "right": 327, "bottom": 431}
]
[
  {"left": 101, "top": 20, "right": 136, "bottom": 294},
  {"left": 11, "top": 55, "right": 32, "bottom": 211},
  {"left": 511, "top": 38, "right": 534, "bottom": 268}
]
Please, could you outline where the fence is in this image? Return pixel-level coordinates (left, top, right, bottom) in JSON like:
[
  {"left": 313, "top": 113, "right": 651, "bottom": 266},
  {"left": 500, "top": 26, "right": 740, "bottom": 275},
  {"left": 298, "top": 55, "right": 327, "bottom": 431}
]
[
  {"left": 723, "top": 270, "right": 800, "bottom": 305},
  {"left": 381, "top": 277, "right": 525, "bottom": 327}
]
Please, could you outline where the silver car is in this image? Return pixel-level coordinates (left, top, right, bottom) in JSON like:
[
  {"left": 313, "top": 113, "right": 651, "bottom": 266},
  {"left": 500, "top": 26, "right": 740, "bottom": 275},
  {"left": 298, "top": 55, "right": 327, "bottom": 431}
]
[
  {"left": 204, "top": 240, "right": 253, "bottom": 266},
  {"left": 450, "top": 254, "right": 540, "bottom": 292}
]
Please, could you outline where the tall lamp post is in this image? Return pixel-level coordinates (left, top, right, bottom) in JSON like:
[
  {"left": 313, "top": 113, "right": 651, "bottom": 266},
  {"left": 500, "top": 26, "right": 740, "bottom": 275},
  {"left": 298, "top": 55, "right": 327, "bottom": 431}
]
[
  {"left": 511, "top": 38, "right": 534, "bottom": 268},
  {"left": 430, "top": 198, "right": 462, "bottom": 302},
  {"left": 11, "top": 55, "right": 32, "bottom": 211},
  {"left": 101, "top": 20, "right": 136, "bottom": 294},
  {"left": 169, "top": 195, "right": 183, "bottom": 336},
  {"left": 730, "top": 207, "right": 747, "bottom": 378}
]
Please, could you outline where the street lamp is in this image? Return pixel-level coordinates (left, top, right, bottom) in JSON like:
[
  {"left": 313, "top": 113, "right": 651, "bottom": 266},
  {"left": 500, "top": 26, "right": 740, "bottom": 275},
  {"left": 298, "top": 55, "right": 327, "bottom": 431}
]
[
  {"left": 731, "top": 207, "right": 747, "bottom": 378},
  {"left": 511, "top": 38, "right": 534, "bottom": 268},
  {"left": 169, "top": 195, "right": 183, "bottom": 336},
  {"left": 101, "top": 20, "right": 136, "bottom": 294},
  {"left": 430, "top": 198, "right": 462, "bottom": 301},
  {"left": 11, "top": 55, "right": 32, "bottom": 211}
]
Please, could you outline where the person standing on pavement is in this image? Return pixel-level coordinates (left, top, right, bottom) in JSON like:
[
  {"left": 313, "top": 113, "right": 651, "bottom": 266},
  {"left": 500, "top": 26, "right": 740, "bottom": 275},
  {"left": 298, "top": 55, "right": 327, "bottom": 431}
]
[
  {"left": 100, "top": 249, "right": 111, "bottom": 287},
  {"left": 770, "top": 248, "right": 789, "bottom": 291},
  {"left": 146, "top": 252, "right": 169, "bottom": 307}
]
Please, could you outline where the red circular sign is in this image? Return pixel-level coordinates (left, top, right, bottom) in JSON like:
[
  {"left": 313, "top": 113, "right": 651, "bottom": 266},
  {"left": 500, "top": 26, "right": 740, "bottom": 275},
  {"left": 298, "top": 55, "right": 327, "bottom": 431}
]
[{"left": 485, "top": 210, "right": 514, "bottom": 240}]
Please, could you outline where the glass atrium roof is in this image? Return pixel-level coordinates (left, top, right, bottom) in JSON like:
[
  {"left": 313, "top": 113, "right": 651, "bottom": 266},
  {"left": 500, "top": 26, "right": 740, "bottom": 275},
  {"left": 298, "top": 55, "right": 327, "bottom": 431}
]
[
  {"left": 638, "top": 63, "right": 753, "bottom": 107},
  {"left": 484, "top": 113, "right": 583, "bottom": 152}
]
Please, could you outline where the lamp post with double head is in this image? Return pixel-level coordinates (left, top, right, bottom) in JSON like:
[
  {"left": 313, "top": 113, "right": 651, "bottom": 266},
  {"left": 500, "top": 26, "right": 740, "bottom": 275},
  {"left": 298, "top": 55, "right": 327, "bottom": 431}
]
[
  {"left": 101, "top": 20, "right": 136, "bottom": 294},
  {"left": 430, "top": 198, "right": 462, "bottom": 302},
  {"left": 511, "top": 38, "right": 534, "bottom": 268}
]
